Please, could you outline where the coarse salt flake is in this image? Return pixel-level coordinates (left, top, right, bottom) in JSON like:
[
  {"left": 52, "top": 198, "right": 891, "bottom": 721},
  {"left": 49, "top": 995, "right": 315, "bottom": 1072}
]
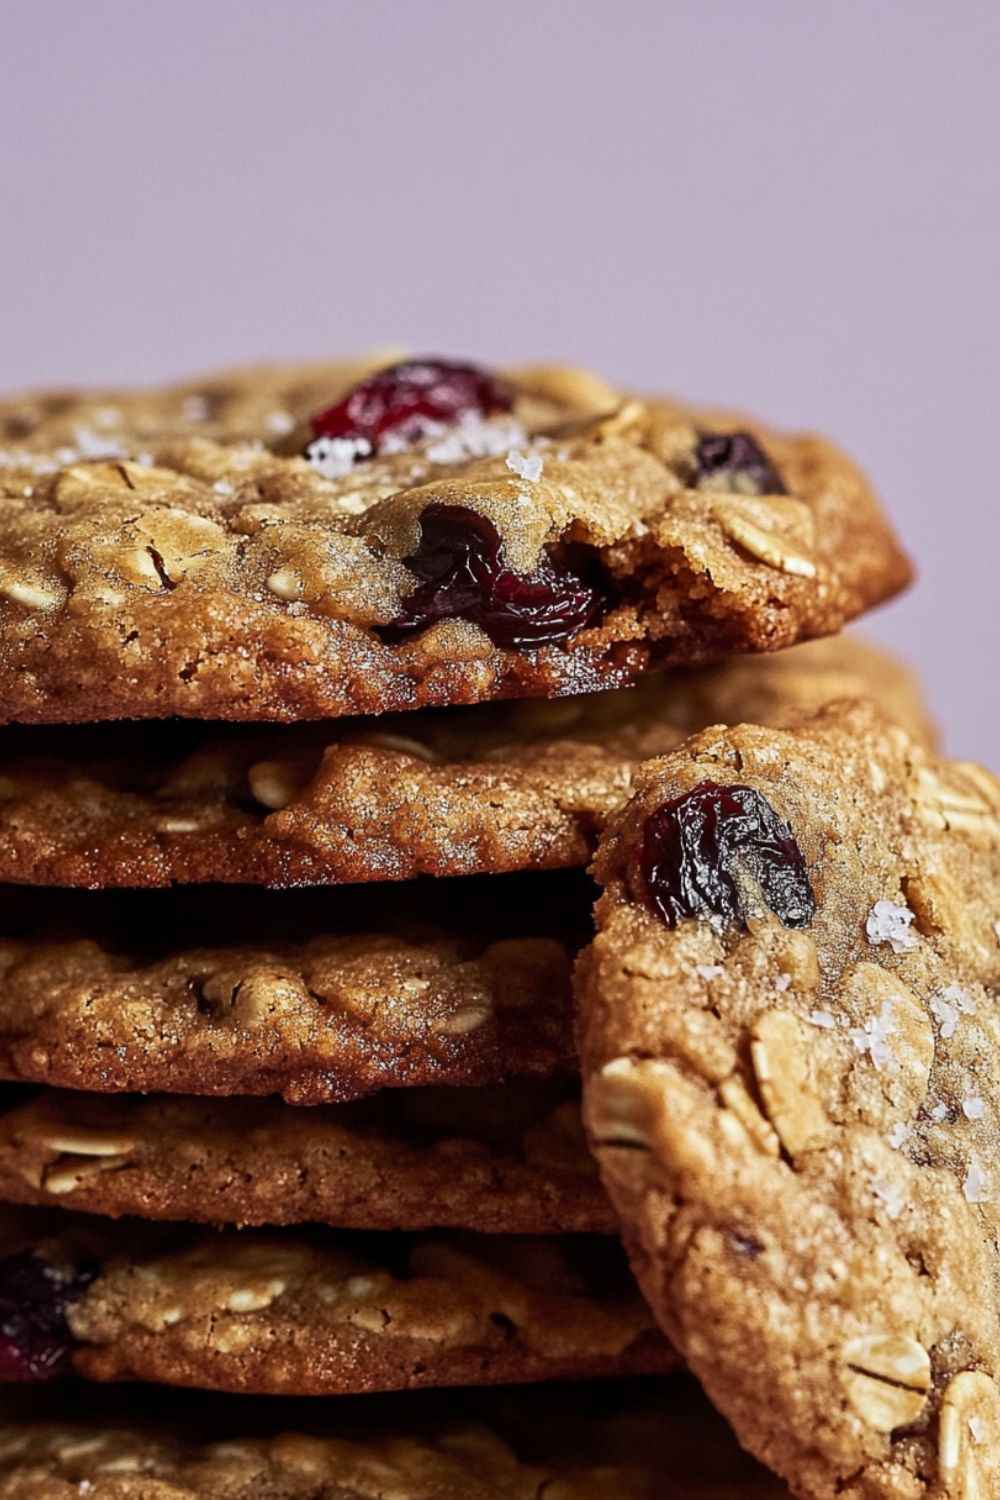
[
  {"left": 774, "top": 972, "right": 792, "bottom": 992},
  {"left": 306, "top": 435, "right": 372, "bottom": 479},
  {"left": 266, "top": 411, "right": 295, "bottom": 435},
  {"left": 807, "top": 1010, "right": 837, "bottom": 1029},
  {"left": 962, "top": 1095, "right": 986, "bottom": 1121},
  {"left": 426, "top": 413, "right": 527, "bottom": 464},
  {"left": 887, "top": 1122, "right": 912, "bottom": 1149},
  {"left": 695, "top": 964, "right": 724, "bottom": 981},
  {"left": 865, "top": 899, "right": 918, "bottom": 954},
  {"left": 969, "top": 1415, "right": 986, "bottom": 1443},
  {"left": 213, "top": 480, "right": 234, "bottom": 496},
  {"left": 849, "top": 999, "right": 897, "bottom": 1070},
  {"left": 505, "top": 448, "right": 544, "bottom": 482},
  {"left": 872, "top": 1176, "right": 905, "bottom": 1219},
  {"left": 929, "top": 1101, "right": 949, "bottom": 1123},
  {"left": 929, "top": 985, "right": 975, "bottom": 1040},
  {"left": 964, "top": 1159, "right": 991, "bottom": 1204}
]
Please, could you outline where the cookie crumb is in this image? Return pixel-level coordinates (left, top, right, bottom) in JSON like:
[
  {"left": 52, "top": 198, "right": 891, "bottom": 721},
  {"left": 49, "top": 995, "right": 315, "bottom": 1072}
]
[{"left": 865, "top": 899, "right": 918, "bottom": 954}]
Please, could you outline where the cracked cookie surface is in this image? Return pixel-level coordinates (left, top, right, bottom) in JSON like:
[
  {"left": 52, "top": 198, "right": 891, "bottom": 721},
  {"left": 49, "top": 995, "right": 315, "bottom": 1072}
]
[
  {"left": 0, "top": 1210, "right": 675, "bottom": 1397},
  {"left": 0, "top": 874, "right": 581, "bottom": 1102},
  {"left": 0, "top": 358, "right": 911, "bottom": 723},
  {"left": 576, "top": 701, "right": 1000, "bottom": 1499},
  {"left": 0, "top": 1376, "right": 789, "bottom": 1498},
  {"left": 0, "top": 1078, "right": 612, "bottom": 1234},
  {"left": 0, "top": 638, "right": 932, "bottom": 887}
]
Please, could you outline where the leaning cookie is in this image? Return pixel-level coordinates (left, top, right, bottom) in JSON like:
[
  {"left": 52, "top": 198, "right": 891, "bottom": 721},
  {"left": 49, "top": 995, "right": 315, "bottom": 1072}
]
[
  {"left": 0, "top": 356, "right": 911, "bottom": 724},
  {"left": 0, "top": 1211, "right": 675, "bottom": 1396},
  {"left": 577, "top": 699, "right": 1000, "bottom": 1499},
  {"left": 0, "top": 637, "right": 932, "bottom": 887},
  {"left": 0, "top": 875, "right": 580, "bottom": 1102},
  {"left": 0, "top": 1078, "right": 613, "bottom": 1234},
  {"left": 0, "top": 1376, "right": 788, "bottom": 1499}
]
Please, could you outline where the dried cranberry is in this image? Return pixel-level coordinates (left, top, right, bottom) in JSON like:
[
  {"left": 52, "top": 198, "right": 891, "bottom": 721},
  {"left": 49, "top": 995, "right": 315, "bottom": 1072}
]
[
  {"left": 309, "top": 359, "right": 513, "bottom": 455},
  {"left": 694, "top": 432, "right": 786, "bottom": 495},
  {"left": 0, "top": 1250, "right": 95, "bottom": 1381},
  {"left": 378, "top": 503, "right": 608, "bottom": 650},
  {"left": 640, "top": 781, "right": 814, "bottom": 931}
]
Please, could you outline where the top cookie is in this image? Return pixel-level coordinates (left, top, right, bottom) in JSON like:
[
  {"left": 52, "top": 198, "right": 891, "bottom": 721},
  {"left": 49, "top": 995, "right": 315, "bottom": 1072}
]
[
  {"left": 0, "top": 356, "right": 911, "bottom": 723},
  {"left": 576, "top": 701, "right": 1000, "bottom": 1499}
]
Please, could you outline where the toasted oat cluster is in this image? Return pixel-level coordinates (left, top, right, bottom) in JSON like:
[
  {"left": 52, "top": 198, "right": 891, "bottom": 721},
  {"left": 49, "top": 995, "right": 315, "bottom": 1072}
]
[
  {"left": 0, "top": 637, "right": 932, "bottom": 887},
  {"left": 0, "top": 875, "right": 581, "bottom": 1102},
  {"left": 0, "top": 1078, "right": 612, "bottom": 1235},
  {"left": 1, "top": 1210, "right": 674, "bottom": 1396},
  {"left": 0, "top": 358, "right": 910, "bottom": 724},
  {"left": 0, "top": 1376, "right": 788, "bottom": 1499},
  {"left": 576, "top": 701, "right": 1000, "bottom": 1499}
]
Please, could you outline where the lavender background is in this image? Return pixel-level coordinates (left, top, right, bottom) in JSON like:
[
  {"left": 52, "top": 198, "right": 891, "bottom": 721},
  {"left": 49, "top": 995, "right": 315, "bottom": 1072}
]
[{"left": 2, "top": 1, "right": 997, "bottom": 756}]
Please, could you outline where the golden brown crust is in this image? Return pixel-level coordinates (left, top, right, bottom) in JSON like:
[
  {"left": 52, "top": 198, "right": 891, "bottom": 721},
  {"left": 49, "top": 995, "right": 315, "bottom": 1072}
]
[
  {"left": 0, "top": 360, "right": 911, "bottom": 724},
  {"left": 0, "top": 638, "right": 932, "bottom": 887},
  {"left": 576, "top": 701, "right": 1000, "bottom": 1499},
  {"left": 0, "top": 876, "right": 580, "bottom": 1102},
  {"left": 5, "top": 1211, "right": 675, "bottom": 1397},
  {"left": 0, "top": 1079, "right": 613, "bottom": 1234},
  {"left": 0, "top": 1377, "right": 789, "bottom": 1499}
]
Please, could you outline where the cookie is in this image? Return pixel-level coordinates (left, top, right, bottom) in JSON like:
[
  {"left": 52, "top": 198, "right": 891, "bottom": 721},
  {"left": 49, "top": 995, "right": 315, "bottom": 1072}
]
[
  {"left": 0, "top": 637, "right": 932, "bottom": 887},
  {"left": 0, "top": 1078, "right": 612, "bottom": 1234},
  {"left": 0, "top": 1377, "right": 789, "bottom": 1498},
  {"left": 576, "top": 700, "right": 1000, "bottom": 1498},
  {"left": 0, "top": 1210, "right": 675, "bottom": 1396},
  {"left": 0, "top": 356, "right": 911, "bottom": 724},
  {"left": 0, "top": 875, "right": 581, "bottom": 1102}
]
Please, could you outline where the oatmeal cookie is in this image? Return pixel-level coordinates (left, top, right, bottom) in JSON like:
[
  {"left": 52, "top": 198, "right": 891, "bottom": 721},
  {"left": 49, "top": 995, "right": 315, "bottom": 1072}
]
[
  {"left": 0, "top": 875, "right": 580, "bottom": 1102},
  {"left": 0, "top": 1078, "right": 612, "bottom": 1234},
  {"left": 0, "top": 1377, "right": 789, "bottom": 1498},
  {"left": 0, "top": 1211, "right": 674, "bottom": 1396},
  {"left": 0, "top": 357, "right": 911, "bottom": 723},
  {"left": 577, "top": 700, "right": 1000, "bottom": 1499},
  {"left": 0, "top": 638, "right": 931, "bottom": 887}
]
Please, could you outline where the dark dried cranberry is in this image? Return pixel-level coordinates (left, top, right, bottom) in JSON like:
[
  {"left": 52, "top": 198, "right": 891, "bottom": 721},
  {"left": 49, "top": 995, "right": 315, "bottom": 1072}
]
[
  {"left": 0, "top": 1250, "right": 95, "bottom": 1381},
  {"left": 309, "top": 358, "right": 513, "bottom": 455},
  {"left": 694, "top": 432, "right": 786, "bottom": 495},
  {"left": 379, "top": 503, "right": 608, "bottom": 650},
  {"left": 640, "top": 781, "right": 814, "bottom": 931}
]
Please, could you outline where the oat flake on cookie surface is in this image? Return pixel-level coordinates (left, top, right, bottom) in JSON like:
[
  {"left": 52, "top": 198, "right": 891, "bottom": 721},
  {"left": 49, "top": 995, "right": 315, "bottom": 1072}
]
[
  {"left": 576, "top": 699, "right": 1000, "bottom": 1499},
  {"left": 0, "top": 355, "right": 910, "bottom": 723},
  {"left": 0, "top": 637, "right": 932, "bottom": 887}
]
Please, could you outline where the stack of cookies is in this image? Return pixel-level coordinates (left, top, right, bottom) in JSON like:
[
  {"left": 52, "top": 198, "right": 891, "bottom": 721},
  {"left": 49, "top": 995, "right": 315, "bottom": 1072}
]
[{"left": 0, "top": 357, "right": 995, "bottom": 1500}]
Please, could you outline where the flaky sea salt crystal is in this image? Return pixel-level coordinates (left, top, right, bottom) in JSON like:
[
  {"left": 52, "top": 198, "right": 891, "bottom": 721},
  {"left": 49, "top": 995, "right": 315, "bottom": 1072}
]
[
  {"left": 865, "top": 899, "right": 918, "bottom": 954},
  {"left": 964, "top": 1159, "right": 991, "bottom": 1204},
  {"left": 872, "top": 1176, "right": 905, "bottom": 1219},
  {"left": 426, "top": 413, "right": 527, "bottom": 464},
  {"left": 506, "top": 448, "right": 543, "bottom": 482},
  {"left": 306, "top": 434, "right": 372, "bottom": 479},
  {"left": 774, "top": 972, "right": 792, "bottom": 992},
  {"left": 929, "top": 985, "right": 975, "bottom": 1040},
  {"left": 887, "top": 1122, "right": 912, "bottom": 1149},
  {"left": 850, "top": 999, "right": 897, "bottom": 1070},
  {"left": 969, "top": 1415, "right": 985, "bottom": 1443},
  {"left": 807, "top": 1010, "right": 836, "bottom": 1029},
  {"left": 929, "top": 1101, "right": 949, "bottom": 1123},
  {"left": 266, "top": 410, "right": 294, "bottom": 435},
  {"left": 72, "top": 426, "right": 125, "bottom": 460},
  {"left": 213, "top": 480, "right": 234, "bottom": 495},
  {"left": 695, "top": 964, "right": 724, "bottom": 981},
  {"left": 963, "top": 1096, "right": 986, "bottom": 1121}
]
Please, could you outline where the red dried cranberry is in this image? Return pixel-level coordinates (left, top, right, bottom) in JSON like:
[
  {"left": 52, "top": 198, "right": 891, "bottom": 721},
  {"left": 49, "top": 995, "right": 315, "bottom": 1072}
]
[
  {"left": 640, "top": 781, "right": 814, "bottom": 931},
  {"left": 309, "top": 359, "right": 513, "bottom": 455},
  {"left": 378, "top": 503, "right": 608, "bottom": 650},
  {"left": 694, "top": 432, "right": 786, "bottom": 495},
  {"left": 0, "top": 1250, "right": 95, "bottom": 1381}
]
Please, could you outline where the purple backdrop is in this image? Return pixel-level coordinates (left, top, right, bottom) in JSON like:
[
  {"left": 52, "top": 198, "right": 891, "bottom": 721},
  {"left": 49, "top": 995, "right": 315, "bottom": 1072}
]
[{"left": 2, "top": 0, "right": 997, "bottom": 757}]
